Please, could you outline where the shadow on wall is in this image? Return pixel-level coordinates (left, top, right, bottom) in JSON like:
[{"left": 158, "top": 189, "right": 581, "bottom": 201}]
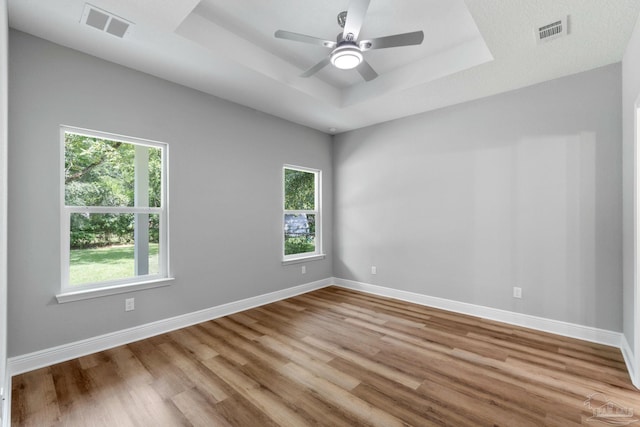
[
  {"left": 334, "top": 130, "right": 618, "bottom": 328},
  {"left": 507, "top": 132, "right": 597, "bottom": 325}
]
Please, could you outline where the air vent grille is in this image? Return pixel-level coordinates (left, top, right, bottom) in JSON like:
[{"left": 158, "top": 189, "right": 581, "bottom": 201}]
[
  {"left": 539, "top": 21, "right": 562, "bottom": 39},
  {"left": 536, "top": 16, "right": 568, "bottom": 44},
  {"left": 81, "top": 3, "right": 132, "bottom": 38},
  {"left": 85, "top": 8, "right": 109, "bottom": 31}
]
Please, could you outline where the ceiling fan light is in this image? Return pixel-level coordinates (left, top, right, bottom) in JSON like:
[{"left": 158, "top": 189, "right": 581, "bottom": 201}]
[{"left": 330, "top": 46, "right": 363, "bottom": 70}]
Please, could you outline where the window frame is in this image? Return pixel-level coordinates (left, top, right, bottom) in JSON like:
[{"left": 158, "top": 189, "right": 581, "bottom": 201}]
[
  {"left": 58, "top": 126, "right": 170, "bottom": 301},
  {"left": 282, "top": 164, "right": 323, "bottom": 263}
]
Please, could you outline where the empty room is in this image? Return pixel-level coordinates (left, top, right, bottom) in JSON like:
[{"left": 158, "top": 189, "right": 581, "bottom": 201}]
[{"left": 2, "top": 0, "right": 640, "bottom": 425}]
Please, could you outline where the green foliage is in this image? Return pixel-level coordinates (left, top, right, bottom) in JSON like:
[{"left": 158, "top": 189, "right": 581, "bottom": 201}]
[
  {"left": 65, "top": 134, "right": 132, "bottom": 206},
  {"left": 70, "top": 213, "right": 159, "bottom": 249},
  {"left": 306, "top": 214, "right": 316, "bottom": 234},
  {"left": 284, "top": 168, "right": 315, "bottom": 210},
  {"left": 148, "top": 148, "right": 162, "bottom": 208},
  {"left": 284, "top": 236, "right": 315, "bottom": 255},
  {"left": 65, "top": 133, "right": 162, "bottom": 249}
]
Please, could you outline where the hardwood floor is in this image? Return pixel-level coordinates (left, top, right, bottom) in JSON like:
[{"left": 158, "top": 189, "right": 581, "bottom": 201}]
[{"left": 11, "top": 286, "right": 640, "bottom": 426}]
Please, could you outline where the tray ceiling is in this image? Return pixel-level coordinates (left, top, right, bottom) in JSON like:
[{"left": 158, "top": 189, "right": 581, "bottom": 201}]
[{"left": 7, "top": 0, "right": 640, "bottom": 133}]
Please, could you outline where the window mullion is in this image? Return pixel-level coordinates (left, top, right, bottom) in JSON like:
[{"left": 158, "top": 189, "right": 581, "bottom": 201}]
[{"left": 284, "top": 209, "right": 317, "bottom": 215}]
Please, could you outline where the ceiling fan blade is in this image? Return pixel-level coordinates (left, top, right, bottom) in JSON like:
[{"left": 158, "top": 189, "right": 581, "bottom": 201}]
[
  {"left": 300, "top": 57, "right": 331, "bottom": 78},
  {"left": 342, "top": 0, "right": 370, "bottom": 41},
  {"left": 356, "top": 59, "right": 378, "bottom": 81},
  {"left": 359, "top": 31, "right": 424, "bottom": 51},
  {"left": 275, "top": 30, "right": 337, "bottom": 48}
]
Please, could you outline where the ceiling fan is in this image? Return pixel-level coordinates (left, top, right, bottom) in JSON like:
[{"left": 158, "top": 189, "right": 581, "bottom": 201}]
[{"left": 274, "top": 0, "right": 424, "bottom": 82}]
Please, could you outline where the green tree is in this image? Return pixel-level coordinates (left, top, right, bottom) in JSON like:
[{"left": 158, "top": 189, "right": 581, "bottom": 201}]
[
  {"left": 64, "top": 133, "right": 161, "bottom": 248},
  {"left": 284, "top": 169, "right": 315, "bottom": 210}
]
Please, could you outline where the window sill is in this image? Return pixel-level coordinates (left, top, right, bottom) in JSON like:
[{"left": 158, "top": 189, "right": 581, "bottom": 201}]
[
  {"left": 282, "top": 254, "right": 326, "bottom": 266},
  {"left": 56, "top": 277, "right": 175, "bottom": 303}
]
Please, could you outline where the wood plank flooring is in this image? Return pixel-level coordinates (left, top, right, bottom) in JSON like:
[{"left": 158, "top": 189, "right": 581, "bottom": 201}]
[{"left": 11, "top": 286, "right": 640, "bottom": 426}]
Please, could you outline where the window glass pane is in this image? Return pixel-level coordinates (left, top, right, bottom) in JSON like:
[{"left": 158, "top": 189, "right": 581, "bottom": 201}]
[
  {"left": 148, "top": 146, "right": 162, "bottom": 208},
  {"left": 69, "top": 213, "right": 159, "bottom": 286},
  {"left": 284, "top": 213, "right": 315, "bottom": 255},
  {"left": 64, "top": 132, "right": 162, "bottom": 208},
  {"left": 284, "top": 168, "right": 315, "bottom": 210}
]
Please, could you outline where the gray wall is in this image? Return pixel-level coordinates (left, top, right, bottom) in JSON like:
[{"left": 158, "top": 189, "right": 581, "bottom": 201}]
[
  {"left": 334, "top": 64, "right": 622, "bottom": 331},
  {"left": 0, "top": 0, "right": 8, "bottom": 404},
  {"left": 622, "top": 15, "right": 640, "bottom": 353},
  {"left": 6, "top": 27, "right": 627, "bottom": 358},
  {"left": 8, "top": 30, "right": 333, "bottom": 357}
]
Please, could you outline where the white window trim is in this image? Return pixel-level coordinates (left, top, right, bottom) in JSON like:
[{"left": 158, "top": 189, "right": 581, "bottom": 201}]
[
  {"left": 281, "top": 254, "right": 326, "bottom": 266},
  {"left": 58, "top": 126, "right": 171, "bottom": 301},
  {"left": 282, "top": 164, "right": 324, "bottom": 263},
  {"left": 56, "top": 277, "right": 174, "bottom": 303}
]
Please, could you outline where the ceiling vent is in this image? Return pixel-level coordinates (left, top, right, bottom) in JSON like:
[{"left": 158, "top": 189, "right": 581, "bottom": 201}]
[
  {"left": 536, "top": 17, "right": 567, "bottom": 44},
  {"left": 81, "top": 3, "right": 132, "bottom": 38}
]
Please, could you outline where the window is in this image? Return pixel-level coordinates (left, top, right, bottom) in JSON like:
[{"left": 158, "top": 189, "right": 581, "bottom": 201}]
[
  {"left": 283, "top": 165, "right": 322, "bottom": 261},
  {"left": 60, "top": 127, "right": 168, "bottom": 296}
]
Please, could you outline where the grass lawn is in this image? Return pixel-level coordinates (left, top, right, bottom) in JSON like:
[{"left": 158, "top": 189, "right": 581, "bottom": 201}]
[{"left": 70, "top": 243, "right": 159, "bottom": 286}]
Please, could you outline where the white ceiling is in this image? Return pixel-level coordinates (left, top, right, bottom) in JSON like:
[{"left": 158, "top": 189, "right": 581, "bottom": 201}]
[
  {"left": 7, "top": 0, "right": 640, "bottom": 134},
  {"left": 187, "top": 0, "right": 487, "bottom": 89}
]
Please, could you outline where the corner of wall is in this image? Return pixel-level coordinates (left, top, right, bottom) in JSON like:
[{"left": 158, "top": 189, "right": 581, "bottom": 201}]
[
  {"left": 0, "top": 0, "right": 10, "bottom": 423},
  {"left": 621, "top": 333, "right": 639, "bottom": 389},
  {"left": 621, "top": 5, "right": 640, "bottom": 386}
]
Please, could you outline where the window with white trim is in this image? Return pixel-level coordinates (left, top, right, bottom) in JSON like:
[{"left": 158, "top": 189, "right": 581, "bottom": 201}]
[
  {"left": 283, "top": 165, "right": 321, "bottom": 261},
  {"left": 61, "top": 127, "right": 168, "bottom": 293}
]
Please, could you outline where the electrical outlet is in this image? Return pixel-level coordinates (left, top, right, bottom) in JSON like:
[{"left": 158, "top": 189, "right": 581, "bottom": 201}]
[
  {"left": 125, "top": 297, "right": 135, "bottom": 311},
  {"left": 513, "top": 287, "right": 522, "bottom": 299},
  {"left": 371, "top": 266, "right": 377, "bottom": 275},
  {"left": 301, "top": 265, "right": 306, "bottom": 274}
]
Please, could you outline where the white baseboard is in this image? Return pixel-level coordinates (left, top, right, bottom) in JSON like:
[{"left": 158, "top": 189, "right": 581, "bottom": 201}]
[
  {"left": 333, "top": 278, "right": 623, "bottom": 348},
  {"left": 621, "top": 335, "right": 639, "bottom": 389},
  {"left": 7, "top": 278, "right": 332, "bottom": 377}
]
